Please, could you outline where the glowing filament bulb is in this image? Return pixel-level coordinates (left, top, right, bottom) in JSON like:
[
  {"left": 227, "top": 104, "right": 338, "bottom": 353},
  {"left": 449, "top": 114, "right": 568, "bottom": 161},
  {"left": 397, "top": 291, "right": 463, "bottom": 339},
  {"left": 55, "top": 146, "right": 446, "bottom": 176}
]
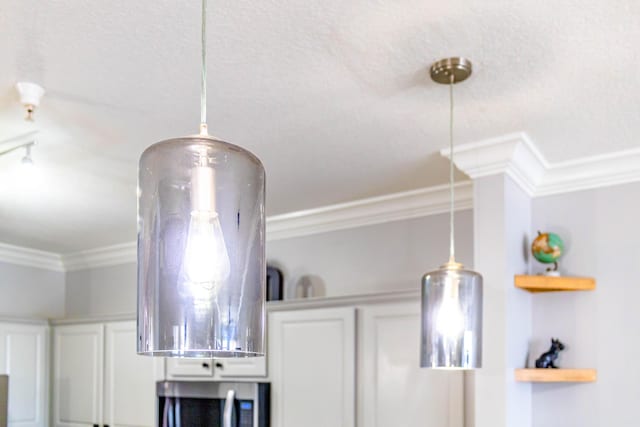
[
  {"left": 183, "top": 210, "right": 230, "bottom": 284},
  {"left": 181, "top": 161, "right": 231, "bottom": 296},
  {"left": 435, "top": 275, "right": 464, "bottom": 339}
]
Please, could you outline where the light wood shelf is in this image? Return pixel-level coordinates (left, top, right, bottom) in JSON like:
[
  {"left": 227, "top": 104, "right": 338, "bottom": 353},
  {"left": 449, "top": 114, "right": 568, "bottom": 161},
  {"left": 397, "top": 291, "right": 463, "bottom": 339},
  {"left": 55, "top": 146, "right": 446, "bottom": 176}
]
[
  {"left": 514, "top": 275, "right": 595, "bottom": 293},
  {"left": 515, "top": 368, "right": 597, "bottom": 383}
]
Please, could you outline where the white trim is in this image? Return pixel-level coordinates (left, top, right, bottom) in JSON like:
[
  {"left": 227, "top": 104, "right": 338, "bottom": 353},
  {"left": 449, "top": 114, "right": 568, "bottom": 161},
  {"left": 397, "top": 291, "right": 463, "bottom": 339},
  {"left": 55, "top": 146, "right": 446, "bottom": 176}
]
[
  {"left": 62, "top": 242, "right": 137, "bottom": 272},
  {"left": 443, "top": 132, "right": 640, "bottom": 198},
  {"left": 441, "top": 132, "right": 547, "bottom": 197},
  {"left": 48, "top": 288, "right": 420, "bottom": 324},
  {"left": 0, "top": 242, "right": 64, "bottom": 272},
  {"left": 266, "top": 182, "right": 473, "bottom": 241},
  {"left": 0, "top": 182, "right": 473, "bottom": 272},
  {"left": 536, "top": 147, "right": 640, "bottom": 196}
]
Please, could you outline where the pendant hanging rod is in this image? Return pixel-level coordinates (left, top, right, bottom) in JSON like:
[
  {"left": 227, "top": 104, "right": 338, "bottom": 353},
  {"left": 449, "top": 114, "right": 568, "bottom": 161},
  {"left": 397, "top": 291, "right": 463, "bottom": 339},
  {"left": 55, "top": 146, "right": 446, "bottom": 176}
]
[
  {"left": 429, "top": 57, "right": 472, "bottom": 266},
  {"left": 448, "top": 74, "right": 455, "bottom": 263},
  {"left": 200, "top": 0, "right": 208, "bottom": 135}
]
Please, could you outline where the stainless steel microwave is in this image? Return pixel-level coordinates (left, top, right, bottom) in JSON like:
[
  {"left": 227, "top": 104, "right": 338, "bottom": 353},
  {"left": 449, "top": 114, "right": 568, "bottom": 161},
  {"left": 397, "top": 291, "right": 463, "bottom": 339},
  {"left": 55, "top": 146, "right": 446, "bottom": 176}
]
[{"left": 157, "top": 381, "right": 270, "bottom": 427}]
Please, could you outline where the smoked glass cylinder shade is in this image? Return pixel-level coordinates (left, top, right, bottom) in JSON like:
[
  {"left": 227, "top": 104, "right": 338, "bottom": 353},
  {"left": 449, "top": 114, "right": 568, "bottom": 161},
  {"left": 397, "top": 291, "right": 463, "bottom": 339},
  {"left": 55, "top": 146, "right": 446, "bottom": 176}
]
[
  {"left": 137, "top": 135, "right": 266, "bottom": 357},
  {"left": 420, "top": 265, "right": 483, "bottom": 369}
]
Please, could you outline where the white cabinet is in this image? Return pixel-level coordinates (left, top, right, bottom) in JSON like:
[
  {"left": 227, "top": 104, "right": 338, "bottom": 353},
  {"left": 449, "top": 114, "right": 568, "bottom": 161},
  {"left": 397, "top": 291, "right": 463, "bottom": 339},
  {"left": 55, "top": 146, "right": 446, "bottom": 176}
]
[
  {"left": 165, "top": 355, "right": 266, "bottom": 380},
  {"left": 214, "top": 356, "right": 266, "bottom": 378},
  {"left": 53, "top": 321, "right": 157, "bottom": 427},
  {"left": 269, "top": 307, "right": 356, "bottom": 427},
  {"left": 104, "top": 322, "right": 157, "bottom": 427},
  {"left": 0, "top": 322, "right": 48, "bottom": 427},
  {"left": 53, "top": 324, "right": 103, "bottom": 427},
  {"left": 358, "top": 302, "right": 463, "bottom": 427},
  {"left": 165, "top": 357, "right": 213, "bottom": 379}
]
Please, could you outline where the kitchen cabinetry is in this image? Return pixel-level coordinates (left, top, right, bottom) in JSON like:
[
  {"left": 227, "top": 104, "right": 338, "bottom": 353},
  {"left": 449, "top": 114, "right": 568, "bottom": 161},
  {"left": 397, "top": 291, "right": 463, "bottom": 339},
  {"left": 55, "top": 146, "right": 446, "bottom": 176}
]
[
  {"left": 358, "top": 302, "right": 463, "bottom": 427},
  {"left": 53, "top": 321, "right": 158, "bottom": 427},
  {"left": 0, "top": 321, "right": 48, "bottom": 427},
  {"left": 269, "top": 307, "right": 356, "bottom": 427},
  {"left": 165, "top": 355, "right": 266, "bottom": 380}
]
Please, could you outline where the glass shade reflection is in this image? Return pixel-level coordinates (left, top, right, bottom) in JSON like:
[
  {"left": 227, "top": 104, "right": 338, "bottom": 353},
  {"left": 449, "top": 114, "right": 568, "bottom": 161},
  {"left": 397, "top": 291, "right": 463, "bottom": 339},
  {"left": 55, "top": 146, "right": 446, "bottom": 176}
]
[
  {"left": 420, "top": 265, "right": 482, "bottom": 369},
  {"left": 137, "top": 135, "right": 265, "bottom": 357}
]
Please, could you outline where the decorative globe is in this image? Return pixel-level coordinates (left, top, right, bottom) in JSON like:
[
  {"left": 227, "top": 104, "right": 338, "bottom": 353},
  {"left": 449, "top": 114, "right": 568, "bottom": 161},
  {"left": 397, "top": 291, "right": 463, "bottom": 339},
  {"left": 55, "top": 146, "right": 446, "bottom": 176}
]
[{"left": 531, "top": 232, "right": 564, "bottom": 264}]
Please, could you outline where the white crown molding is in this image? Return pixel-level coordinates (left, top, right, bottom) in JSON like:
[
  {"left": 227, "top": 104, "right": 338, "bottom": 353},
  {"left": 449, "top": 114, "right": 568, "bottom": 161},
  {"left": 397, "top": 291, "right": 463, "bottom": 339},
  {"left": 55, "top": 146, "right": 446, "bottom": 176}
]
[
  {"left": 62, "top": 242, "right": 137, "bottom": 272},
  {"left": 266, "top": 182, "right": 472, "bottom": 241},
  {"left": 442, "top": 132, "right": 640, "bottom": 198},
  {"left": 536, "top": 147, "right": 640, "bottom": 196},
  {"left": 1, "top": 182, "right": 473, "bottom": 272},
  {"left": 0, "top": 242, "right": 64, "bottom": 272},
  {"left": 441, "top": 132, "right": 547, "bottom": 197}
]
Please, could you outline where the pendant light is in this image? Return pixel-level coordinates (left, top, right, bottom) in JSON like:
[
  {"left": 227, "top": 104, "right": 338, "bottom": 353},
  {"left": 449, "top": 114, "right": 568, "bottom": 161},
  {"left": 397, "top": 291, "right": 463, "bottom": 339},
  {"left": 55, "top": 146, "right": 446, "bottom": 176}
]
[
  {"left": 420, "top": 58, "right": 483, "bottom": 369},
  {"left": 137, "top": 0, "right": 266, "bottom": 357}
]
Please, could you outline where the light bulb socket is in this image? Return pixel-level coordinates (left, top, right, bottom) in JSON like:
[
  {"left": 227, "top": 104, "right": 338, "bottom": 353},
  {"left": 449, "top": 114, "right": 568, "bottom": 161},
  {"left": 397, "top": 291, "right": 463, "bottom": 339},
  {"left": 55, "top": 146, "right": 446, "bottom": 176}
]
[{"left": 21, "top": 144, "right": 34, "bottom": 166}]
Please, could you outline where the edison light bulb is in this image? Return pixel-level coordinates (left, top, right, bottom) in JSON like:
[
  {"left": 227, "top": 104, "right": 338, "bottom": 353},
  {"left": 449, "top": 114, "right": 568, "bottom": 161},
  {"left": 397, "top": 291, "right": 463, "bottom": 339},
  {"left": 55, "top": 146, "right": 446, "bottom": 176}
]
[
  {"left": 436, "top": 295, "right": 464, "bottom": 339},
  {"left": 183, "top": 210, "right": 230, "bottom": 283},
  {"left": 181, "top": 160, "right": 231, "bottom": 299},
  {"left": 435, "top": 275, "right": 464, "bottom": 339}
]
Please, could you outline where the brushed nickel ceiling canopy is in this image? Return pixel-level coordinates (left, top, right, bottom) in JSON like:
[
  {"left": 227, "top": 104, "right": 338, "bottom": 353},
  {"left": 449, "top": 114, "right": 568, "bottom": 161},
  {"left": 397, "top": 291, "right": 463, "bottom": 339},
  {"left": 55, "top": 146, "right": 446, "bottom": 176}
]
[{"left": 430, "top": 57, "right": 472, "bottom": 85}]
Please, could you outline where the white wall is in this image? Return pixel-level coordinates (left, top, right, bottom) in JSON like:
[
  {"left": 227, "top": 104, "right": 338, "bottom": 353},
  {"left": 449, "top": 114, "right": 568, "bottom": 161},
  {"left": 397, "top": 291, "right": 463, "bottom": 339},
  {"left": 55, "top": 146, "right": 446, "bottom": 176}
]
[
  {"left": 63, "top": 211, "right": 474, "bottom": 317},
  {"left": 267, "top": 210, "right": 474, "bottom": 298},
  {"left": 65, "top": 262, "right": 137, "bottom": 317},
  {"left": 469, "top": 175, "right": 532, "bottom": 427},
  {"left": 530, "top": 181, "right": 640, "bottom": 427},
  {"left": 0, "top": 261, "right": 65, "bottom": 318}
]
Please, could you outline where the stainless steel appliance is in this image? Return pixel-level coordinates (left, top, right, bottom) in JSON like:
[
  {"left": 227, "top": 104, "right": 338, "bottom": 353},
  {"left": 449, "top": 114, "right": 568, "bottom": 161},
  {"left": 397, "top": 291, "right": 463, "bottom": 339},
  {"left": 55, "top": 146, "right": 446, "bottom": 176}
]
[
  {"left": 157, "top": 381, "right": 269, "bottom": 427},
  {"left": 0, "top": 375, "right": 7, "bottom": 427}
]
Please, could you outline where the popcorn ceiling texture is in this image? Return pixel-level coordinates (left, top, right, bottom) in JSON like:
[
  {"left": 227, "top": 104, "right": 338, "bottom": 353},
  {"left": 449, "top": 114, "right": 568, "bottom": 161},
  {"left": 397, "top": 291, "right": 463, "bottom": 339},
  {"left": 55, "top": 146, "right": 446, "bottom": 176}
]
[{"left": 0, "top": 0, "right": 638, "bottom": 252}]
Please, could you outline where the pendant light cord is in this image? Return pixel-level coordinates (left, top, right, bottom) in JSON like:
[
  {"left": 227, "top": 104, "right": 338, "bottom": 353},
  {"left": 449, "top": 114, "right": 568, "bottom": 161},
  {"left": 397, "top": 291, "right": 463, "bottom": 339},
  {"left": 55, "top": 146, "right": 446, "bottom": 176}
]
[
  {"left": 448, "top": 74, "right": 455, "bottom": 264},
  {"left": 199, "top": 0, "right": 208, "bottom": 135}
]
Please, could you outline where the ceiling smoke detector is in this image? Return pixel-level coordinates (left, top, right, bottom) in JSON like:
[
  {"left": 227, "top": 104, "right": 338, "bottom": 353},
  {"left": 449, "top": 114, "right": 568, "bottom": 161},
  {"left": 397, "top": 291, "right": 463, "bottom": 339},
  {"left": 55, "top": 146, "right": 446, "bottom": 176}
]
[{"left": 15, "top": 82, "right": 45, "bottom": 121}]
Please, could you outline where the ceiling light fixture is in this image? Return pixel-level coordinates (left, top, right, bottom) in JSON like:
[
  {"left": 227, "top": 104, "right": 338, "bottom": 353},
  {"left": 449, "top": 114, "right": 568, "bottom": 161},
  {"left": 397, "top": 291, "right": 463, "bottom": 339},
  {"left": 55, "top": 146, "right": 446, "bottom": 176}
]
[
  {"left": 420, "top": 57, "right": 483, "bottom": 370},
  {"left": 21, "top": 144, "right": 34, "bottom": 167},
  {"left": 0, "top": 132, "right": 38, "bottom": 168},
  {"left": 16, "top": 82, "right": 45, "bottom": 121},
  {"left": 137, "top": 0, "right": 266, "bottom": 358}
]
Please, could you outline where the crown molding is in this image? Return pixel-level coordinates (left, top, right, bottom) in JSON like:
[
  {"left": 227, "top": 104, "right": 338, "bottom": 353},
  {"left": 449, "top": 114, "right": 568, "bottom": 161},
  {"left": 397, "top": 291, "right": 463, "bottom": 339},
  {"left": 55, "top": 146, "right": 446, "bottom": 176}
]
[
  {"left": 441, "top": 132, "right": 547, "bottom": 197},
  {"left": 442, "top": 132, "right": 640, "bottom": 197},
  {"left": 266, "top": 182, "right": 472, "bottom": 241},
  {"left": 0, "top": 242, "right": 64, "bottom": 272},
  {"left": 1, "top": 182, "right": 473, "bottom": 272},
  {"left": 536, "top": 147, "right": 640, "bottom": 196},
  {"left": 62, "top": 242, "right": 137, "bottom": 272}
]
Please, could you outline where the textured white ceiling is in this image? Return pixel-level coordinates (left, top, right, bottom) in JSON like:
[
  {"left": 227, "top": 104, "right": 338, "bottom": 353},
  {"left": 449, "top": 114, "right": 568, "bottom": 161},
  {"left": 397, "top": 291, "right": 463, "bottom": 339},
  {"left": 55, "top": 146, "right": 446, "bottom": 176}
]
[{"left": 1, "top": 0, "right": 639, "bottom": 252}]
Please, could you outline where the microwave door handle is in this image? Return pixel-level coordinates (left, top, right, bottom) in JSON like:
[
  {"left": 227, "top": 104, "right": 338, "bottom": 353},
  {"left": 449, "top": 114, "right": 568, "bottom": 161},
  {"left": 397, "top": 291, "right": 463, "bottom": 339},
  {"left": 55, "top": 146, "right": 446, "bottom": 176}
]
[{"left": 223, "top": 389, "right": 236, "bottom": 427}]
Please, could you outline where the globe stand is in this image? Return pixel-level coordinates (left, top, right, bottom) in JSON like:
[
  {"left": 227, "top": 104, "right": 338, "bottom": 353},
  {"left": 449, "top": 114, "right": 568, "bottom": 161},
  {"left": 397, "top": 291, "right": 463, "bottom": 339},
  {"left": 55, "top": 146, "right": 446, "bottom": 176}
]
[{"left": 544, "top": 262, "right": 561, "bottom": 277}]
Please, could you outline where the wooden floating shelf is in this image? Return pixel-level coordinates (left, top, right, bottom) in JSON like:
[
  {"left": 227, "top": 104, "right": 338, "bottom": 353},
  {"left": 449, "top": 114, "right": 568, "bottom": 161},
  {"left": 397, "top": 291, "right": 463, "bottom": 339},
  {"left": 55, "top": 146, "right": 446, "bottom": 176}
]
[
  {"left": 514, "top": 275, "right": 596, "bottom": 293},
  {"left": 515, "top": 368, "right": 597, "bottom": 383}
]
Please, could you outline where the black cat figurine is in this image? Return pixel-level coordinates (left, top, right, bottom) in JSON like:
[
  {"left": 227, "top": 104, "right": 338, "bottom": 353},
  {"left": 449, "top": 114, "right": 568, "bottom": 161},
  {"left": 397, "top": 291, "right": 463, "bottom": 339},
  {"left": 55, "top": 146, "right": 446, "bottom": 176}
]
[{"left": 535, "top": 338, "right": 565, "bottom": 368}]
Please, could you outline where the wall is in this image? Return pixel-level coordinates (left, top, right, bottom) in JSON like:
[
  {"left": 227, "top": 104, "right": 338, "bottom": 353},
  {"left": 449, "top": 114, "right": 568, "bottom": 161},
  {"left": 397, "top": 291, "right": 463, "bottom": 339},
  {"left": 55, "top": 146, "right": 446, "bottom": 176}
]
[
  {"left": 63, "top": 210, "right": 474, "bottom": 317},
  {"left": 0, "top": 261, "right": 65, "bottom": 318},
  {"left": 267, "top": 210, "right": 474, "bottom": 299},
  {"left": 65, "top": 262, "right": 137, "bottom": 317},
  {"left": 530, "top": 181, "right": 640, "bottom": 427},
  {"left": 469, "top": 175, "right": 532, "bottom": 427}
]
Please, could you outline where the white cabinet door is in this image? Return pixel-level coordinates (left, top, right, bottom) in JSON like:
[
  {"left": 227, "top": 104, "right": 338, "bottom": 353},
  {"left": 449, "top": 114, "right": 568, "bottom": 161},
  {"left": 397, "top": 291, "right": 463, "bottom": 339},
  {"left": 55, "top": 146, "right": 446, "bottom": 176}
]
[
  {"left": 269, "top": 307, "right": 355, "bottom": 427},
  {"left": 104, "top": 321, "right": 156, "bottom": 427},
  {"left": 53, "top": 324, "right": 104, "bottom": 427},
  {"left": 213, "top": 356, "right": 266, "bottom": 379},
  {"left": 165, "top": 358, "right": 214, "bottom": 379},
  {"left": 0, "top": 323, "right": 48, "bottom": 427},
  {"left": 358, "top": 302, "right": 463, "bottom": 427}
]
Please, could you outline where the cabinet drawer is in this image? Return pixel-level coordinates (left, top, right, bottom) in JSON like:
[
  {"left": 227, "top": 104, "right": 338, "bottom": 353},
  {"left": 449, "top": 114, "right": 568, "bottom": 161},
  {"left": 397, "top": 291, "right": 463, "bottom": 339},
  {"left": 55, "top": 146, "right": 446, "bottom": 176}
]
[
  {"left": 214, "top": 356, "right": 266, "bottom": 378},
  {"left": 166, "top": 358, "right": 214, "bottom": 379}
]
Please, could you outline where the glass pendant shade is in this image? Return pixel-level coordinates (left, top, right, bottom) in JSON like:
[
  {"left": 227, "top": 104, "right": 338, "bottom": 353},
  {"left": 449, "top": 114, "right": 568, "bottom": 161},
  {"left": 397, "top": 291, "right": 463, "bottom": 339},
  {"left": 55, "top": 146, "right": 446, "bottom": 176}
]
[
  {"left": 137, "top": 135, "right": 266, "bottom": 357},
  {"left": 420, "top": 264, "right": 483, "bottom": 369}
]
